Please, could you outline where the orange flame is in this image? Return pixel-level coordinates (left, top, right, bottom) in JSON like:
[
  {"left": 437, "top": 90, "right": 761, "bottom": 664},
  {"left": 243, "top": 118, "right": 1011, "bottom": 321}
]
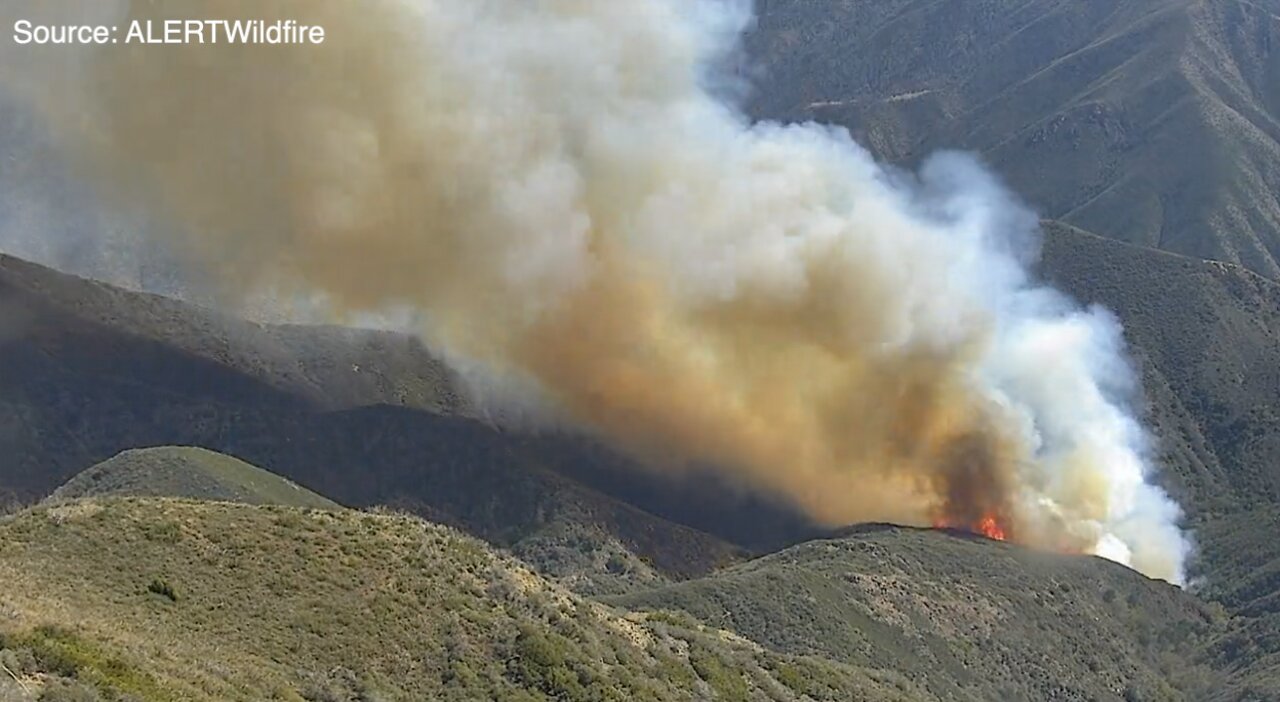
[
  {"left": 932, "top": 512, "right": 1010, "bottom": 542},
  {"left": 975, "top": 514, "right": 1007, "bottom": 541}
]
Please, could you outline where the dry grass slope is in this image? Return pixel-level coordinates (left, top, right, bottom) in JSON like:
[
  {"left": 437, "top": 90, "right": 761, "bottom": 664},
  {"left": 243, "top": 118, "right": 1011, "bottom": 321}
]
[{"left": 0, "top": 499, "right": 925, "bottom": 702}]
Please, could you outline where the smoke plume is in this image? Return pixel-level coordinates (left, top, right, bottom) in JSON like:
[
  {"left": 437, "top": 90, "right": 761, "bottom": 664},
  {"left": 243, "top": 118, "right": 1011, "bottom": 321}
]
[{"left": 8, "top": 0, "right": 1190, "bottom": 582}]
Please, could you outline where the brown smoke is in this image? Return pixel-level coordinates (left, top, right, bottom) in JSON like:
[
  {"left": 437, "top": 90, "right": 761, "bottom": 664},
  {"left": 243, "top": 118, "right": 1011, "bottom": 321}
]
[
  {"left": 517, "top": 253, "right": 1022, "bottom": 527},
  {"left": 7, "top": 0, "right": 1188, "bottom": 581}
]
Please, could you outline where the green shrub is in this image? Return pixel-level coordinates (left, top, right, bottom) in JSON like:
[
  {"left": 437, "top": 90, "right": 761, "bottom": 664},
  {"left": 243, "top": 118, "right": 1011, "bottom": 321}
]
[
  {"left": 11, "top": 626, "right": 163, "bottom": 700},
  {"left": 141, "top": 522, "right": 180, "bottom": 544},
  {"left": 146, "top": 579, "right": 177, "bottom": 602},
  {"left": 38, "top": 678, "right": 101, "bottom": 702},
  {"left": 643, "top": 610, "right": 700, "bottom": 629},
  {"left": 604, "top": 554, "right": 628, "bottom": 575},
  {"left": 511, "top": 625, "right": 586, "bottom": 699},
  {"left": 689, "top": 644, "right": 748, "bottom": 702}
]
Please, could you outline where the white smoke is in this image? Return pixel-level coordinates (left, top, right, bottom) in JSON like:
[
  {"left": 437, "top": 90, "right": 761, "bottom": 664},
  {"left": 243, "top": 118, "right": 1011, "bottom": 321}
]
[{"left": 2, "top": 0, "right": 1190, "bottom": 582}]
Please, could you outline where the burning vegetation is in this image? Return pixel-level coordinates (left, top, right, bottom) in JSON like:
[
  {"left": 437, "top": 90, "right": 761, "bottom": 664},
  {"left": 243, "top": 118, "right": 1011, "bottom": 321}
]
[{"left": 933, "top": 513, "right": 1011, "bottom": 542}]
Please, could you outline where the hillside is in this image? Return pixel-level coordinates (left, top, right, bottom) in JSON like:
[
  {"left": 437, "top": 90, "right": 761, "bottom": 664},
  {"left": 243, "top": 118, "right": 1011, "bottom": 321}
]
[
  {"left": 1038, "top": 221, "right": 1280, "bottom": 700},
  {"left": 747, "top": 0, "right": 1280, "bottom": 278},
  {"left": 0, "top": 498, "right": 1241, "bottom": 702},
  {"left": 613, "top": 525, "right": 1224, "bottom": 701},
  {"left": 0, "top": 499, "right": 924, "bottom": 702},
  {"left": 45, "top": 446, "right": 340, "bottom": 510},
  {"left": 217, "top": 405, "right": 758, "bottom": 594}
]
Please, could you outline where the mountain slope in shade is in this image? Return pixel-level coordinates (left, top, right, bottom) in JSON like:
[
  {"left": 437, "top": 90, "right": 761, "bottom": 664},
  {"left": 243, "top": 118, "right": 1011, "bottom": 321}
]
[
  {"left": 747, "top": 0, "right": 1280, "bottom": 277},
  {"left": 0, "top": 252, "right": 767, "bottom": 592},
  {"left": 0, "top": 252, "right": 464, "bottom": 414}
]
